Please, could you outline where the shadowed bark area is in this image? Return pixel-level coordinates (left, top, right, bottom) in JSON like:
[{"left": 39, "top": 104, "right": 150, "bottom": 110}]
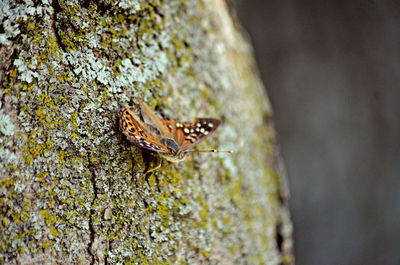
[{"left": 0, "top": 0, "right": 292, "bottom": 264}]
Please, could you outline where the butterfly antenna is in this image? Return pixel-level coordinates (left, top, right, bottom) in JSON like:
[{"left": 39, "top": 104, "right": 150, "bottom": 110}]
[{"left": 185, "top": 149, "right": 233, "bottom": 154}]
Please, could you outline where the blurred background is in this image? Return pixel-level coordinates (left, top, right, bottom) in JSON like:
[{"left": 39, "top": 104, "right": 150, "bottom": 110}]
[{"left": 235, "top": 1, "right": 400, "bottom": 264}]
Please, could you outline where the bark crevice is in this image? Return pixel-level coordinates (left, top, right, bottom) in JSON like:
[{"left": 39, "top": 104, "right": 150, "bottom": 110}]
[
  {"left": 88, "top": 163, "right": 98, "bottom": 264},
  {"left": 50, "top": 0, "right": 65, "bottom": 51}
]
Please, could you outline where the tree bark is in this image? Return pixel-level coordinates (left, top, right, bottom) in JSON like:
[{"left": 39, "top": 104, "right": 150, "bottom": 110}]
[{"left": 0, "top": 0, "right": 293, "bottom": 264}]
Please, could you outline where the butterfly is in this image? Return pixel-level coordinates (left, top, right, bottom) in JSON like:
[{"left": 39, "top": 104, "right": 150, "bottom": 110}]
[{"left": 119, "top": 99, "right": 231, "bottom": 164}]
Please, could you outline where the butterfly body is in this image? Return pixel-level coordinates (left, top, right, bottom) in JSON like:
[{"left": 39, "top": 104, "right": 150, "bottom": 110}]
[{"left": 119, "top": 99, "right": 222, "bottom": 163}]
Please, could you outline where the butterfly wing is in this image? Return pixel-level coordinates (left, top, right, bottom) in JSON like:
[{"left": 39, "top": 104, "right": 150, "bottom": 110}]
[
  {"left": 137, "top": 99, "right": 174, "bottom": 139},
  {"left": 167, "top": 118, "right": 222, "bottom": 151},
  {"left": 119, "top": 104, "right": 173, "bottom": 154},
  {"left": 120, "top": 100, "right": 222, "bottom": 156}
]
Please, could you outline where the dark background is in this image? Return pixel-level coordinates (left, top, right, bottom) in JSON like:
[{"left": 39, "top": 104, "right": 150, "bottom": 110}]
[{"left": 236, "top": 1, "right": 400, "bottom": 265}]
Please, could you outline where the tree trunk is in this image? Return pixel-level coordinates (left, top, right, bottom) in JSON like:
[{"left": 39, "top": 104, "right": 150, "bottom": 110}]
[{"left": 0, "top": 0, "right": 293, "bottom": 264}]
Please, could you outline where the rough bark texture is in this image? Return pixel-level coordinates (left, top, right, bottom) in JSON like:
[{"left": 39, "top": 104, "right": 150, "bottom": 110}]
[{"left": 0, "top": 0, "right": 292, "bottom": 264}]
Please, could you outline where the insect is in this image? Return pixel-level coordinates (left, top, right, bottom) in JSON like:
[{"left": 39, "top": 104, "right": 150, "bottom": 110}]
[{"left": 119, "top": 99, "right": 231, "bottom": 172}]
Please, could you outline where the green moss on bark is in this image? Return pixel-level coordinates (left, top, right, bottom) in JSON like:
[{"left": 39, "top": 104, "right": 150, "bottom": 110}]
[{"left": 0, "top": 0, "right": 292, "bottom": 264}]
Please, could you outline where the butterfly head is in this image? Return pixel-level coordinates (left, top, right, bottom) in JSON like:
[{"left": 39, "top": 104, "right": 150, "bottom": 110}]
[{"left": 160, "top": 151, "right": 187, "bottom": 163}]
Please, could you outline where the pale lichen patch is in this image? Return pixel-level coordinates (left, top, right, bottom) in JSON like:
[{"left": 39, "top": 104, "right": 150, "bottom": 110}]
[{"left": 0, "top": 110, "right": 15, "bottom": 136}]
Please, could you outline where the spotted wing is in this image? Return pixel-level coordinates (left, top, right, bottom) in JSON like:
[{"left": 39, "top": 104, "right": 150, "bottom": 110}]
[
  {"left": 119, "top": 105, "right": 172, "bottom": 154},
  {"left": 166, "top": 118, "right": 222, "bottom": 151}
]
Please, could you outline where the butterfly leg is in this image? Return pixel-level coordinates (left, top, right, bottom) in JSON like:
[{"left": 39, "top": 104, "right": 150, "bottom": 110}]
[
  {"left": 143, "top": 156, "right": 162, "bottom": 175},
  {"left": 143, "top": 159, "right": 176, "bottom": 177},
  {"left": 158, "top": 161, "right": 176, "bottom": 172}
]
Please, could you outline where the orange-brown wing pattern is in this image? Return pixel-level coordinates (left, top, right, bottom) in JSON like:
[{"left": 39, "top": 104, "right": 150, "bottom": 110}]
[
  {"left": 119, "top": 105, "right": 172, "bottom": 154},
  {"left": 173, "top": 118, "right": 222, "bottom": 151},
  {"left": 120, "top": 99, "right": 222, "bottom": 157}
]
